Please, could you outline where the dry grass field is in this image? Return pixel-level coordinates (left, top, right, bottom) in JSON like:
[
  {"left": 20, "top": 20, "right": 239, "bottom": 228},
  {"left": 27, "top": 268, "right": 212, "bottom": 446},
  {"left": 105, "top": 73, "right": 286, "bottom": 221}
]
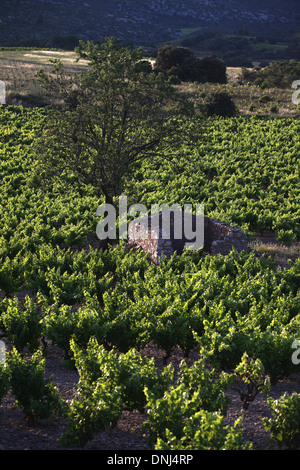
[
  {"left": 0, "top": 49, "right": 87, "bottom": 106},
  {"left": 0, "top": 50, "right": 298, "bottom": 116},
  {"left": 182, "top": 67, "right": 299, "bottom": 118}
]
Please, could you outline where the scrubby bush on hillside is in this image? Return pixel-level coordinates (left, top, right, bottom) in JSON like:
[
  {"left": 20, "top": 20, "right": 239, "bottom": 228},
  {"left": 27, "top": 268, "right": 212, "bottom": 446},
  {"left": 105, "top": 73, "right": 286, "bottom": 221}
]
[
  {"left": 155, "top": 45, "right": 226, "bottom": 84},
  {"left": 241, "top": 60, "right": 300, "bottom": 88},
  {"left": 202, "top": 90, "right": 238, "bottom": 117}
]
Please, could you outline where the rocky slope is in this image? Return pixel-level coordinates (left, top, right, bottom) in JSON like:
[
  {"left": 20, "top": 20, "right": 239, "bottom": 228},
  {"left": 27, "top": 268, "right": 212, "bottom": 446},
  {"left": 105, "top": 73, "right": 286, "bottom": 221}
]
[{"left": 0, "top": 0, "right": 299, "bottom": 46}]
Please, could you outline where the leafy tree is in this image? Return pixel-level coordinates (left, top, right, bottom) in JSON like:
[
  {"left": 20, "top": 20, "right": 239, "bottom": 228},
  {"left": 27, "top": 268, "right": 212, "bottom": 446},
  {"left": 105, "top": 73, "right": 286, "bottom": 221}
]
[
  {"left": 155, "top": 45, "right": 199, "bottom": 81},
  {"left": 155, "top": 45, "right": 226, "bottom": 83},
  {"left": 198, "top": 56, "right": 227, "bottom": 84},
  {"left": 35, "top": 37, "right": 193, "bottom": 207}
]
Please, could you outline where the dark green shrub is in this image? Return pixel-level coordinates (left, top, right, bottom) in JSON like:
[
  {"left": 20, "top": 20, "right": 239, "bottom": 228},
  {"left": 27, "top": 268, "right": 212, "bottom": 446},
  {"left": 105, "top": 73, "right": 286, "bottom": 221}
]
[
  {"left": 241, "top": 60, "right": 300, "bottom": 89},
  {"left": 155, "top": 45, "right": 195, "bottom": 78},
  {"left": 133, "top": 60, "right": 153, "bottom": 75},
  {"left": 259, "top": 94, "right": 272, "bottom": 103},
  {"left": 168, "top": 73, "right": 182, "bottom": 84},
  {"left": 270, "top": 103, "right": 279, "bottom": 113},
  {"left": 203, "top": 90, "right": 238, "bottom": 117},
  {"left": 155, "top": 45, "right": 226, "bottom": 83},
  {"left": 198, "top": 56, "right": 227, "bottom": 84}
]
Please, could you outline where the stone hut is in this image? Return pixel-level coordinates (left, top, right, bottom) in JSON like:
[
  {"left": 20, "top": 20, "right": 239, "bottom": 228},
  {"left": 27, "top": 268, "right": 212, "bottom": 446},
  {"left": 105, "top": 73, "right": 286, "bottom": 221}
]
[{"left": 128, "top": 210, "right": 248, "bottom": 264}]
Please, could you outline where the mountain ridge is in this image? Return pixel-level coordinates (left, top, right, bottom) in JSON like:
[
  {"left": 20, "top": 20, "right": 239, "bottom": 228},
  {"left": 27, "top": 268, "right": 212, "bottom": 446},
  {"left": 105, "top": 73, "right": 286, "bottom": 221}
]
[{"left": 0, "top": 0, "right": 299, "bottom": 47}]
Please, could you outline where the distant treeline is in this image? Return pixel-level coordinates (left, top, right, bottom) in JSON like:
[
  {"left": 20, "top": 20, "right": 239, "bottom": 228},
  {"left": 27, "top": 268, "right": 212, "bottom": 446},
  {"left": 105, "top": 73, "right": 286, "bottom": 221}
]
[
  {"left": 0, "top": 46, "right": 65, "bottom": 52},
  {"left": 175, "top": 29, "right": 300, "bottom": 67},
  {"left": 1, "top": 35, "right": 80, "bottom": 51}
]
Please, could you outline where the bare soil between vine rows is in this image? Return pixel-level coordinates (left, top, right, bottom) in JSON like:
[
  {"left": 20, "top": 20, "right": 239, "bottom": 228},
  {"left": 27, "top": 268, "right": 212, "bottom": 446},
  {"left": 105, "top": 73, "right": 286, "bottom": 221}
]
[
  {"left": 1, "top": 234, "right": 299, "bottom": 451},
  {"left": 1, "top": 341, "right": 300, "bottom": 451}
]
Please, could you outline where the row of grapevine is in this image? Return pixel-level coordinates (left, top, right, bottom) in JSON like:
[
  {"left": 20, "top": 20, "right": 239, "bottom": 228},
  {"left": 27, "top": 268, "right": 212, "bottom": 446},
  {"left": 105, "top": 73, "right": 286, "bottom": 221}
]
[
  {"left": 0, "top": 336, "right": 263, "bottom": 448},
  {"left": 0, "top": 108, "right": 299, "bottom": 270},
  {"left": 0, "top": 106, "right": 299, "bottom": 449},
  {"left": 2, "top": 335, "right": 300, "bottom": 449},
  {"left": 124, "top": 115, "right": 300, "bottom": 241},
  {"left": 1, "top": 247, "right": 299, "bottom": 379}
]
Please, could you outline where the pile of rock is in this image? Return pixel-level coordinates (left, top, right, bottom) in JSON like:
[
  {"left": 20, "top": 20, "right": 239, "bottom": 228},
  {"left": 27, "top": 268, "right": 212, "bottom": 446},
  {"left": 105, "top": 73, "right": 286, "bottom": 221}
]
[{"left": 128, "top": 211, "right": 249, "bottom": 264}]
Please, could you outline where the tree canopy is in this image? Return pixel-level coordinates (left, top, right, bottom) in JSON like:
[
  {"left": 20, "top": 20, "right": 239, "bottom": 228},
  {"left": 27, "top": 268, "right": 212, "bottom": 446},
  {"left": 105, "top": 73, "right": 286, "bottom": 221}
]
[
  {"left": 35, "top": 37, "right": 194, "bottom": 206},
  {"left": 155, "top": 45, "right": 227, "bottom": 84}
]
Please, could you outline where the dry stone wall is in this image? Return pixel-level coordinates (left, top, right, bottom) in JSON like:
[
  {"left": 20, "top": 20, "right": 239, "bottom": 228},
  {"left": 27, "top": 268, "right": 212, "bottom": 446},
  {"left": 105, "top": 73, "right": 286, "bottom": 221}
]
[
  {"left": 204, "top": 218, "right": 249, "bottom": 256},
  {"left": 128, "top": 211, "right": 248, "bottom": 264}
]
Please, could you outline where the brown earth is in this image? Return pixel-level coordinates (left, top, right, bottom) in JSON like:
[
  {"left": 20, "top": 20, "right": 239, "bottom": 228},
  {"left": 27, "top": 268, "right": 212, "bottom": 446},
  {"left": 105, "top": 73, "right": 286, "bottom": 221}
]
[
  {"left": 0, "top": 233, "right": 299, "bottom": 451},
  {"left": 1, "top": 341, "right": 300, "bottom": 451}
]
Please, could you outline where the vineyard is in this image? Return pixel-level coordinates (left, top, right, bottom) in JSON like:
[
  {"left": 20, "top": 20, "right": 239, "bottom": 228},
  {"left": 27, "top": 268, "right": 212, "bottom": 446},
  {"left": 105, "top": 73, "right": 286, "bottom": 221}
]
[{"left": 0, "top": 104, "right": 300, "bottom": 451}]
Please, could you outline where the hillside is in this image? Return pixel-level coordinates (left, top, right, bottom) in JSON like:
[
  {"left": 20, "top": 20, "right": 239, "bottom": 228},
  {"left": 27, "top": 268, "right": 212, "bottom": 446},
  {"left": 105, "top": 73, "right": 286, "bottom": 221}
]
[
  {"left": 0, "top": 33, "right": 299, "bottom": 452},
  {"left": 0, "top": 48, "right": 298, "bottom": 115},
  {"left": 0, "top": 0, "right": 299, "bottom": 47},
  {"left": 0, "top": 105, "right": 299, "bottom": 451}
]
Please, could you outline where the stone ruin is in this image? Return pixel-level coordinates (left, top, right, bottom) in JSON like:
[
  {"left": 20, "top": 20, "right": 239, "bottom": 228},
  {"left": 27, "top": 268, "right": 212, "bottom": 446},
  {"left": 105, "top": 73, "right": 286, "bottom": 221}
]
[{"left": 128, "top": 210, "right": 248, "bottom": 264}]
